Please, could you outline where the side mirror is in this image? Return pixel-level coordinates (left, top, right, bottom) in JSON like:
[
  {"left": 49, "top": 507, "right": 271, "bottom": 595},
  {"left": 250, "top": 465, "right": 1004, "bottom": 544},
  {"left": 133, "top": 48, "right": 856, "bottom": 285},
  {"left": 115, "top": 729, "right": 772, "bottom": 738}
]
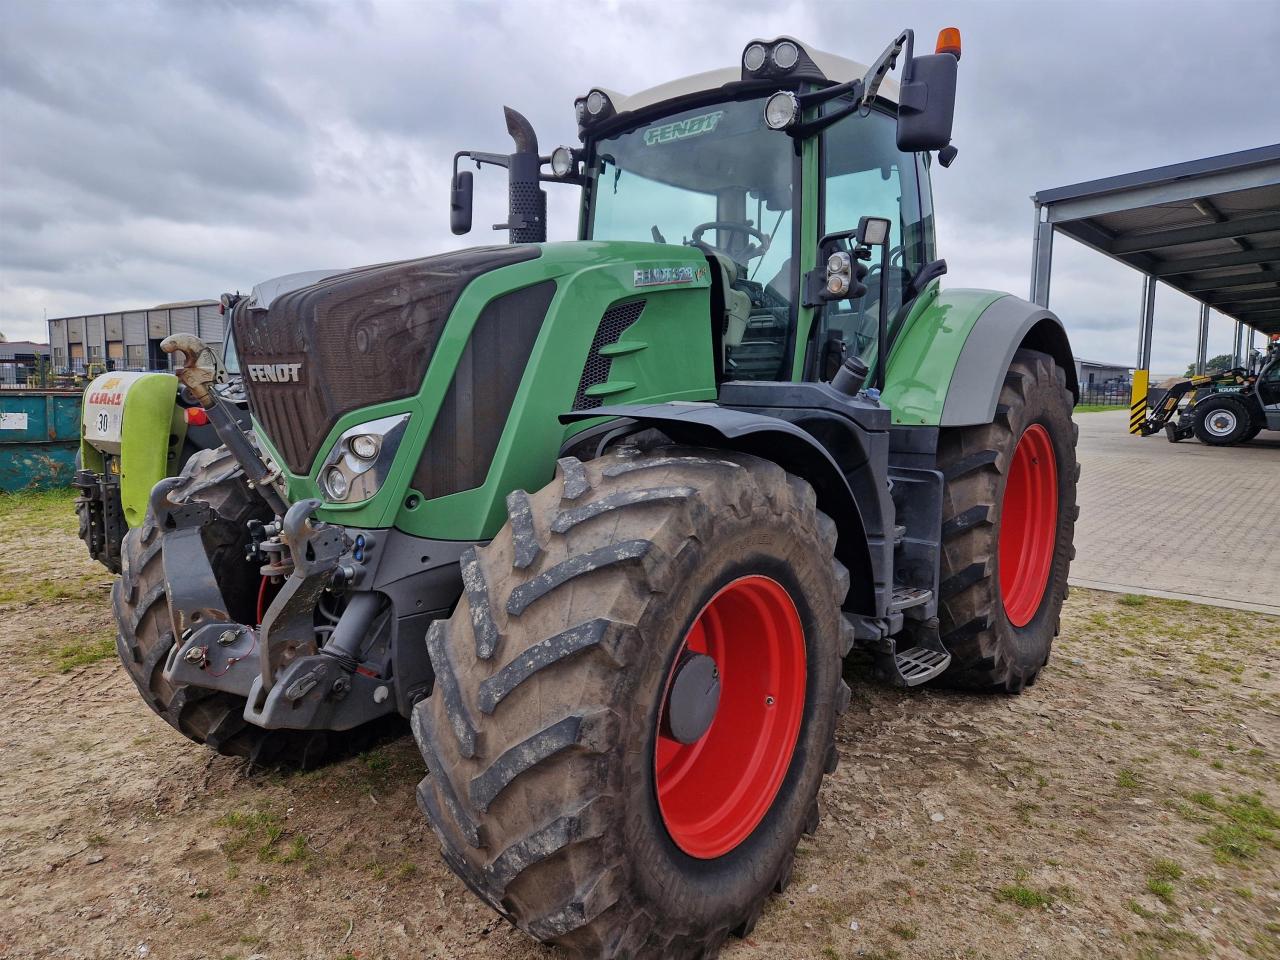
[
  {"left": 450, "top": 170, "right": 474, "bottom": 235},
  {"left": 896, "top": 52, "right": 958, "bottom": 152}
]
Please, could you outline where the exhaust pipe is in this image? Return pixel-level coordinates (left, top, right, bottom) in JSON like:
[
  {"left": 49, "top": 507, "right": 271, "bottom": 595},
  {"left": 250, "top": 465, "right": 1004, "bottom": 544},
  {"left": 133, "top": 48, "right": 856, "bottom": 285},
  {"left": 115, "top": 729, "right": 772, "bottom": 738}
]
[{"left": 502, "top": 106, "right": 546, "bottom": 244}]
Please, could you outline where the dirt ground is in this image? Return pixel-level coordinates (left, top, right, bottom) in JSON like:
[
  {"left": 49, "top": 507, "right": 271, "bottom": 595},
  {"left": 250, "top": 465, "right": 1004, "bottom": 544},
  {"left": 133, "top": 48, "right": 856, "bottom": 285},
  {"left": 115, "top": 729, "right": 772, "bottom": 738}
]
[{"left": 0, "top": 491, "right": 1276, "bottom": 960}]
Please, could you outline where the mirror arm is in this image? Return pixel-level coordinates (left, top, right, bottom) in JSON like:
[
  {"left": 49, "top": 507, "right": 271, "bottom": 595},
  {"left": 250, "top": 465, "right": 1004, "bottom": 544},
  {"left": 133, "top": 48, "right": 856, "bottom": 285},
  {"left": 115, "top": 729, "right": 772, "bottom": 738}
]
[{"left": 789, "top": 87, "right": 864, "bottom": 139}]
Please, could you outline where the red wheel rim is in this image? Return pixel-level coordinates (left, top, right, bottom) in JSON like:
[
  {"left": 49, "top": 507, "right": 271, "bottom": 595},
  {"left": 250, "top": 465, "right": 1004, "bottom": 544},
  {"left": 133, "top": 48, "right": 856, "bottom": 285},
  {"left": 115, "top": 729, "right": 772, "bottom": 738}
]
[
  {"left": 654, "top": 575, "right": 806, "bottom": 859},
  {"left": 999, "top": 423, "right": 1058, "bottom": 627}
]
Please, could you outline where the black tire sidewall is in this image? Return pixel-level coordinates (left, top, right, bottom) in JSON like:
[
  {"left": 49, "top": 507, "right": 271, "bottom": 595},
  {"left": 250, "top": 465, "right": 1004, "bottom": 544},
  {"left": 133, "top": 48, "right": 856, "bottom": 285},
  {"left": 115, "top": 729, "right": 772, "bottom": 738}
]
[
  {"left": 621, "top": 521, "right": 840, "bottom": 928},
  {"left": 1194, "top": 397, "right": 1250, "bottom": 445},
  {"left": 992, "top": 364, "right": 1076, "bottom": 674}
]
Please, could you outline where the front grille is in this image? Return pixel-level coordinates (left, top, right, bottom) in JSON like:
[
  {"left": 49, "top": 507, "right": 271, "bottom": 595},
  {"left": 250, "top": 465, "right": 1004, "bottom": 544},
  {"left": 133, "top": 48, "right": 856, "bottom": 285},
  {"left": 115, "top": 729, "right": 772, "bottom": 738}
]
[
  {"left": 572, "top": 300, "right": 646, "bottom": 410},
  {"left": 234, "top": 246, "right": 538, "bottom": 475}
]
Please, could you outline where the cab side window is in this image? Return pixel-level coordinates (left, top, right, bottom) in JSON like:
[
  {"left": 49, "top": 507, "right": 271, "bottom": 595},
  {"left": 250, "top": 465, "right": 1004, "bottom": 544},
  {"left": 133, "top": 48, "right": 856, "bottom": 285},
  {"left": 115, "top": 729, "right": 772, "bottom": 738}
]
[{"left": 817, "top": 107, "right": 927, "bottom": 371}]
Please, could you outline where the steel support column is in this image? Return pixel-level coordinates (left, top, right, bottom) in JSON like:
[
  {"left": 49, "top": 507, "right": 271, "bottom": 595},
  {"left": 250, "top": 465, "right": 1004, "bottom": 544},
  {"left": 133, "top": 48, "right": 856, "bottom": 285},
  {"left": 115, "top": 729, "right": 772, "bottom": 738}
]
[
  {"left": 1233, "top": 321, "right": 1244, "bottom": 367},
  {"left": 1136, "top": 274, "right": 1156, "bottom": 370},
  {"left": 1030, "top": 203, "right": 1054, "bottom": 307},
  {"left": 1195, "top": 303, "right": 1210, "bottom": 375}
]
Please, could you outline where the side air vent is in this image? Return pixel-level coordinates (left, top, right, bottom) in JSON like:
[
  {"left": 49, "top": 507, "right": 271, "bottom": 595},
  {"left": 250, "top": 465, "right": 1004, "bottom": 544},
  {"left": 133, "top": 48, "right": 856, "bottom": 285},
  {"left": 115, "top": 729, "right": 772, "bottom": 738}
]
[
  {"left": 411, "top": 281, "right": 556, "bottom": 501},
  {"left": 572, "top": 300, "right": 647, "bottom": 410}
]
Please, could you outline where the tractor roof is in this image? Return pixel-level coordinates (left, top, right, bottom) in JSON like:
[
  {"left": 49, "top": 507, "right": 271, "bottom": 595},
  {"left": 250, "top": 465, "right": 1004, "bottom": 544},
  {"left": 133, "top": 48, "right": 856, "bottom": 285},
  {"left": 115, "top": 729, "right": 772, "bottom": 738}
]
[{"left": 598, "top": 37, "right": 898, "bottom": 120}]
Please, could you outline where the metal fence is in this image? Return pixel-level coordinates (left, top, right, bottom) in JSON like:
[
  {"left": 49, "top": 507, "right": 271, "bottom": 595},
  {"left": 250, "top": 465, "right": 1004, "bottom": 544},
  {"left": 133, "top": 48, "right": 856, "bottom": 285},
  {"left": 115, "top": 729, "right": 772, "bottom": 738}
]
[
  {"left": 1078, "top": 382, "right": 1131, "bottom": 406},
  {"left": 0, "top": 358, "right": 163, "bottom": 390}
]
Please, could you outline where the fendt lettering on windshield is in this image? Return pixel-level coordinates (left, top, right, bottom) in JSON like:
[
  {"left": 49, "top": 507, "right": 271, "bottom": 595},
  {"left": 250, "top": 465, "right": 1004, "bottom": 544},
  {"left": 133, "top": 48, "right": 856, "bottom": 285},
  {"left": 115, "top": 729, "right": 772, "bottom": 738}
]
[
  {"left": 643, "top": 110, "right": 725, "bottom": 146},
  {"left": 247, "top": 363, "right": 303, "bottom": 384}
]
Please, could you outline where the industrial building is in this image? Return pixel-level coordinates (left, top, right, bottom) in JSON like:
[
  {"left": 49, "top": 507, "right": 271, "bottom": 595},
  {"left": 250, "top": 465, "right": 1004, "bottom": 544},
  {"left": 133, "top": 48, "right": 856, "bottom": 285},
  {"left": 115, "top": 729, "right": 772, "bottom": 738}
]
[{"left": 45, "top": 300, "right": 226, "bottom": 376}]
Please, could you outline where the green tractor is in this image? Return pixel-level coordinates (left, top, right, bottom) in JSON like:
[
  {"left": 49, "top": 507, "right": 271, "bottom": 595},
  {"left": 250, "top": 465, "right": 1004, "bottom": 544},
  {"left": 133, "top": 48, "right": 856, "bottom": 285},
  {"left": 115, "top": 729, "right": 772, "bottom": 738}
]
[{"left": 113, "top": 27, "right": 1078, "bottom": 958}]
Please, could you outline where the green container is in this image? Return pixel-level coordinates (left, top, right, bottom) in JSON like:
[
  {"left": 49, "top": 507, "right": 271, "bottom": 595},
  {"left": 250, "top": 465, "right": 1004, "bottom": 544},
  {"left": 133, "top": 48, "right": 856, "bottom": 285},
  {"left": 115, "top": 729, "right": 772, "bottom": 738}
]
[{"left": 0, "top": 389, "right": 82, "bottom": 492}]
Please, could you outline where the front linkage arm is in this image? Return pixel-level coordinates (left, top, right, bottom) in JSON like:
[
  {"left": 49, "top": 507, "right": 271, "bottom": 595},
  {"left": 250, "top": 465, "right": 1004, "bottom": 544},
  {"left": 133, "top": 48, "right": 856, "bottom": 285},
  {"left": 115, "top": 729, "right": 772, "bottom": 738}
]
[{"left": 161, "top": 333, "right": 289, "bottom": 517}]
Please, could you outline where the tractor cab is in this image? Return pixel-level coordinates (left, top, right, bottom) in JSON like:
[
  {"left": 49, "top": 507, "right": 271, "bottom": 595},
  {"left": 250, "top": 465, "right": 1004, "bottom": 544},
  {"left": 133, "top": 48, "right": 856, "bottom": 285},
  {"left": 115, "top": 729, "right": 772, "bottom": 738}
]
[{"left": 451, "top": 31, "right": 960, "bottom": 388}]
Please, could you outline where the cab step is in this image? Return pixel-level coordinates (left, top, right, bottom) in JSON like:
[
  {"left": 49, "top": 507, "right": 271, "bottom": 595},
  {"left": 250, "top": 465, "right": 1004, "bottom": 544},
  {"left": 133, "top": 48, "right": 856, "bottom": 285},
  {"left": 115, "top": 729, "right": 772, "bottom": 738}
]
[
  {"left": 891, "top": 585, "right": 932, "bottom": 611},
  {"left": 873, "top": 634, "right": 951, "bottom": 687}
]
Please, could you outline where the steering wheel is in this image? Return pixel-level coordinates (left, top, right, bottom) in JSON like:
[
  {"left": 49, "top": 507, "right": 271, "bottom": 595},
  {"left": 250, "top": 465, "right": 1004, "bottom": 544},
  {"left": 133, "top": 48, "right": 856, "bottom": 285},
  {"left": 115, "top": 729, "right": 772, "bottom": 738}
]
[{"left": 689, "top": 220, "right": 771, "bottom": 262}]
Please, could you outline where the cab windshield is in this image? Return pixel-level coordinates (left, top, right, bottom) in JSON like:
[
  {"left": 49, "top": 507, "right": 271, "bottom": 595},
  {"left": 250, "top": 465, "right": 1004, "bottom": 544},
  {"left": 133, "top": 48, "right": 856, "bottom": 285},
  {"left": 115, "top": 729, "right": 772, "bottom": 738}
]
[{"left": 588, "top": 96, "right": 797, "bottom": 379}]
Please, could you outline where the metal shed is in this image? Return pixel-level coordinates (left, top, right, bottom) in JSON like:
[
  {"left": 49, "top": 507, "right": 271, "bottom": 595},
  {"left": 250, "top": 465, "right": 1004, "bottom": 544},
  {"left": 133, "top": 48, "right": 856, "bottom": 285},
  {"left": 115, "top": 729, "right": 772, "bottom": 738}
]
[{"left": 1030, "top": 144, "right": 1280, "bottom": 431}]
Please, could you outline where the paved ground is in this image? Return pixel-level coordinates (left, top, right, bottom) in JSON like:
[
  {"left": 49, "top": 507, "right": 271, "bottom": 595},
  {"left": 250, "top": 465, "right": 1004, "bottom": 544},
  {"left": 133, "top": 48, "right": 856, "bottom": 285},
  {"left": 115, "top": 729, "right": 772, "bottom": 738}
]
[{"left": 1072, "top": 409, "right": 1280, "bottom": 614}]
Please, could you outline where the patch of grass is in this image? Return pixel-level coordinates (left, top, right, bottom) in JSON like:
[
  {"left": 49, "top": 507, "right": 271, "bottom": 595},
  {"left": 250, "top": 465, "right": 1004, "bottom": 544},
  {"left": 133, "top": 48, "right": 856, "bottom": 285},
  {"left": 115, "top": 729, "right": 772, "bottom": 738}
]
[
  {"left": 31, "top": 629, "right": 116, "bottom": 673},
  {"left": 995, "top": 884, "right": 1052, "bottom": 909},
  {"left": 888, "top": 923, "right": 918, "bottom": 941},
  {"left": 1117, "top": 594, "right": 1147, "bottom": 607},
  {"left": 217, "top": 809, "right": 310, "bottom": 865},
  {"left": 1197, "top": 792, "right": 1280, "bottom": 863},
  {"left": 1074, "top": 404, "right": 1126, "bottom": 413},
  {"left": 1127, "top": 898, "right": 1160, "bottom": 919},
  {"left": 1146, "top": 877, "right": 1175, "bottom": 905},
  {"left": 0, "top": 488, "right": 78, "bottom": 532},
  {"left": 1116, "top": 768, "right": 1141, "bottom": 790}
]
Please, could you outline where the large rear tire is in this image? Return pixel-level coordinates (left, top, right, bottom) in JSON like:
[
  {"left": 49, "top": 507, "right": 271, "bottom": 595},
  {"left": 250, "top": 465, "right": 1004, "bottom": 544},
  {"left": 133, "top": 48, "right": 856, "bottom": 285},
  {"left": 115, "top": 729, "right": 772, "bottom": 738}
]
[
  {"left": 935, "top": 348, "right": 1078, "bottom": 691},
  {"left": 113, "top": 446, "right": 385, "bottom": 768},
  {"left": 412, "top": 446, "right": 851, "bottom": 958}
]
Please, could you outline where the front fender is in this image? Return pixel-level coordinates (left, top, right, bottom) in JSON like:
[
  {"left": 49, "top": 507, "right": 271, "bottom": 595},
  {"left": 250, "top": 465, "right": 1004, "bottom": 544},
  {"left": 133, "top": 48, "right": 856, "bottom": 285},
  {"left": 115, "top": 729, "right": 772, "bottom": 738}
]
[{"left": 561, "top": 402, "right": 879, "bottom": 615}]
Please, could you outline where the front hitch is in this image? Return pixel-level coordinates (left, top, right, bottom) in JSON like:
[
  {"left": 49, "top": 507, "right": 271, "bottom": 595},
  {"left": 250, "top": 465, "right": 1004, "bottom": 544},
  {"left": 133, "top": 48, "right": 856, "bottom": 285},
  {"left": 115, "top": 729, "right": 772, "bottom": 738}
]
[{"left": 161, "top": 333, "right": 289, "bottom": 517}]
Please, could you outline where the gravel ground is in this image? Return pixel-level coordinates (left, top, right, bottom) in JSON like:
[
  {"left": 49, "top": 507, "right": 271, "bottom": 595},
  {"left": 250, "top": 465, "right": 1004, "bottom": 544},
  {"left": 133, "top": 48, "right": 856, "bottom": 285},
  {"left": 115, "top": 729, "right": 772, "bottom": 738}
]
[{"left": 0, "top": 490, "right": 1276, "bottom": 960}]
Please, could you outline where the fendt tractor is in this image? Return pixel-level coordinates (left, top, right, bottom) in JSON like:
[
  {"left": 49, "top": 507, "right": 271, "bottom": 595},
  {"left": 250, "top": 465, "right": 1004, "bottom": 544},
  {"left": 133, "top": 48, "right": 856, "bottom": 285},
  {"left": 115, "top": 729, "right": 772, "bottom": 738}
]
[{"left": 112, "top": 28, "right": 1079, "bottom": 958}]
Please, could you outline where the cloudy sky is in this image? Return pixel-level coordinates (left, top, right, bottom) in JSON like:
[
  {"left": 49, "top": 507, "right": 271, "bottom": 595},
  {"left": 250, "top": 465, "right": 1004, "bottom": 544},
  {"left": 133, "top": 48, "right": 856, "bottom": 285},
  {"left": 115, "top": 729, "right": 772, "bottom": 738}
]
[{"left": 2, "top": 0, "right": 1278, "bottom": 373}]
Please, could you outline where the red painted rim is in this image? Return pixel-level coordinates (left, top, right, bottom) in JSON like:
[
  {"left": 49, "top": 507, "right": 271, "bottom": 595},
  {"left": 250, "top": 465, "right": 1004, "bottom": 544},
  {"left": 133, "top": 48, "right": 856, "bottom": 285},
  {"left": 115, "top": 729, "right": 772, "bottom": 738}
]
[
  {"left": 654, "top": 575, "right": 806, "bottom": 860},
  {"left": 998, "top": 423, "right": 1059, "bottom": 627}
]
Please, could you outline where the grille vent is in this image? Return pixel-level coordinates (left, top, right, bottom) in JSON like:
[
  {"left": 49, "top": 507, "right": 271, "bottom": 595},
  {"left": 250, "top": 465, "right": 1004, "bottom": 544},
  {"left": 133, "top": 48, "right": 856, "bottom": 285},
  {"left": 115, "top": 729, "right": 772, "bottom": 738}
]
[{"left": 572, "top": 300, "right": 647, "bottom": 410}]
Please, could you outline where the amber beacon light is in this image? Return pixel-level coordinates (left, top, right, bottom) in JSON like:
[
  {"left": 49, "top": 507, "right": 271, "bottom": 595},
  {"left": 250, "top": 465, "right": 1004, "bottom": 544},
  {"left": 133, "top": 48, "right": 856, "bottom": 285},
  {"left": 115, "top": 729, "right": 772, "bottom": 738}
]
[{"left": 936, "top": 26, "right": 962, "bottom": 59}]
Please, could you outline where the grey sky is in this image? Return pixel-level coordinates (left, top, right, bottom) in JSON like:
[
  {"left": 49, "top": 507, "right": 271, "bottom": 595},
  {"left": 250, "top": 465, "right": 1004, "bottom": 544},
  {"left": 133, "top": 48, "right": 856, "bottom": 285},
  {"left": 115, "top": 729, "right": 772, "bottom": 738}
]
[{"left": 2, "top": 0, "right": 1278, "bottom": 373}]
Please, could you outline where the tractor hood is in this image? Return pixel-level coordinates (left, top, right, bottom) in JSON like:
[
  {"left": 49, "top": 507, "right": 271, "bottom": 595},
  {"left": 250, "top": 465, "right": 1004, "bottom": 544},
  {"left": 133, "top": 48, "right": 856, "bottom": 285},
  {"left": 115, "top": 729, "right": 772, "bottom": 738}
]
[{"left": 232, "top": 245, "right": 540, "bottom": 475}]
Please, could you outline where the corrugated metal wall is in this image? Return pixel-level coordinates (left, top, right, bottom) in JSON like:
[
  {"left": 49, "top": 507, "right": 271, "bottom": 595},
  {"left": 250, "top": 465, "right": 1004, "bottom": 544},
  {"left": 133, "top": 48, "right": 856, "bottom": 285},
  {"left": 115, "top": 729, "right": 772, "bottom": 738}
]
[{"left": 46, "top": 303, "right": 226, "bottom": 372}]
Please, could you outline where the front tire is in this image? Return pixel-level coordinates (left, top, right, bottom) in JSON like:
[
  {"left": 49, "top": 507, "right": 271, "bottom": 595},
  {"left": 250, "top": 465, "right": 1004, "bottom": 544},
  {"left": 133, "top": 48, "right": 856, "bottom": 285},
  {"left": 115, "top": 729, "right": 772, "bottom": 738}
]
[
  {"left": 935, "top": 348, "right": 1079, "bottom": 691},
  {"left": 412, "top": 447, "right": 851, "bottom": 958},
  {"left": 1192, "top": 396, "right": 1251, "bottom": 445},
  {"left": 113, "top": 446, "right": 384, "bottom": 768}
]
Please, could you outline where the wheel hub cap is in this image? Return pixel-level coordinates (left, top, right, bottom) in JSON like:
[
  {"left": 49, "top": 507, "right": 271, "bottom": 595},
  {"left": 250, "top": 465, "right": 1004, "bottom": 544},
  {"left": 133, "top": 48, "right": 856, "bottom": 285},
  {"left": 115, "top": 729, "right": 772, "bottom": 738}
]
[
  {"left": 1208, "top": 411, "right": 1236, "bottom": 435},
  {"left": 654, "top": 575, "right": 806, "bottom": 859},
  {"left": 661, "top": 651, "right": 721, "bottom": 745},
  {"left": 998, "top": 424, "right": 1059, "bottom": 628}
]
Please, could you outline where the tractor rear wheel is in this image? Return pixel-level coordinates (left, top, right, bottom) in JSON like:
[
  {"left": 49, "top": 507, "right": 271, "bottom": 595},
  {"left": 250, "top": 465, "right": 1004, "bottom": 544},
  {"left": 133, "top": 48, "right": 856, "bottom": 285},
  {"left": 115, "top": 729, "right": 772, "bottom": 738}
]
[
  {"left": 113, "top": 446, "right": 385, "bottom": 768},
  {"left": 1193, "top": 395, "right": 1252, "bottom": 445},
  {"left": 935, "top": 348, "right": 1078, "bottom": 691},
  {"left": 412, "top": 446, "right": 851, "bottom": 958}
]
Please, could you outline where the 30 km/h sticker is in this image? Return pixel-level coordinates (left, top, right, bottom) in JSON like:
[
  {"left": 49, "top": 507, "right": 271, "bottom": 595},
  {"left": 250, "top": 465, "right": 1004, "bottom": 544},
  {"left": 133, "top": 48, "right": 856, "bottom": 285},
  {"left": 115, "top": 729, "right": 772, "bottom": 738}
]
[{"left": 82, "top": 371, "right": 151, "bottom": 451}]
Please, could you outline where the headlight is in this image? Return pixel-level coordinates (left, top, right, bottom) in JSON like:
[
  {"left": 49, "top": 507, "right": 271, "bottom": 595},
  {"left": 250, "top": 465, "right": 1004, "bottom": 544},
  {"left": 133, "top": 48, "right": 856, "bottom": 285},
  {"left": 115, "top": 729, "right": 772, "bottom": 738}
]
[
  {"left": 350, "top": 434, "right": 380, "bottom": 460},
  {"left": 324, "top": 466, "right": 349, "bottom": 500},
  {"left": 317, "top": 413, "right": 410, "bottom": 504},
  {"left": 585, "top": 90, "right": 608, "bottom": 116}
]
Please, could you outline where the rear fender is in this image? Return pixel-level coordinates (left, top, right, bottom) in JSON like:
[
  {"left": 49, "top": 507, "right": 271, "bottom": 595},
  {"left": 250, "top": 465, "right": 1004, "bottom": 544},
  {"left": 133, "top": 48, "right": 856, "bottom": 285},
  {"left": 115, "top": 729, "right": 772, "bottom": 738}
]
[
  {"left": 561, "top": 402, "right": 878, "bottom": 615},
  {"left": 882, "top": 286, "right": 1078, "bottom": 427}
]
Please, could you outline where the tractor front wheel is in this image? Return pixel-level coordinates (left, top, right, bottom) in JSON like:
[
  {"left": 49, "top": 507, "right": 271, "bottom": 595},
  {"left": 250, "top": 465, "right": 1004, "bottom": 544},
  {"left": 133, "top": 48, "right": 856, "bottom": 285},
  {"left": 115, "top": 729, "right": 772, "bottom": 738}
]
[
  {"left": 935, "top": 348, "right": 1079, "bottom": 691},
  {"left": 412, "top": 446, "right": 851, "bottom": 958}
]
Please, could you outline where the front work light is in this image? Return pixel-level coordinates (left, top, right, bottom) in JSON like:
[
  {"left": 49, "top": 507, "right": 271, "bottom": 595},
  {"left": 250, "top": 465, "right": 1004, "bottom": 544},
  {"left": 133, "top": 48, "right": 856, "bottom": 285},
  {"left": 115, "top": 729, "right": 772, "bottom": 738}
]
[
  {"left": 743, "top": 43, "right": 768, "bottom": 72},
  {"left": 585, "top": 90, "right": 609, "bottom": 116},
  {"left": 317, "top": 412, "right": 411, "bottom": 504},
  {"left": 764, "top": 91, "right": 800, "bottom": 130},
  {"left": 772, "top": 40, "right": 800, "bottom": 70},
  {"left": 550, "top": 146, "right": 576, "bottom": 177}
]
